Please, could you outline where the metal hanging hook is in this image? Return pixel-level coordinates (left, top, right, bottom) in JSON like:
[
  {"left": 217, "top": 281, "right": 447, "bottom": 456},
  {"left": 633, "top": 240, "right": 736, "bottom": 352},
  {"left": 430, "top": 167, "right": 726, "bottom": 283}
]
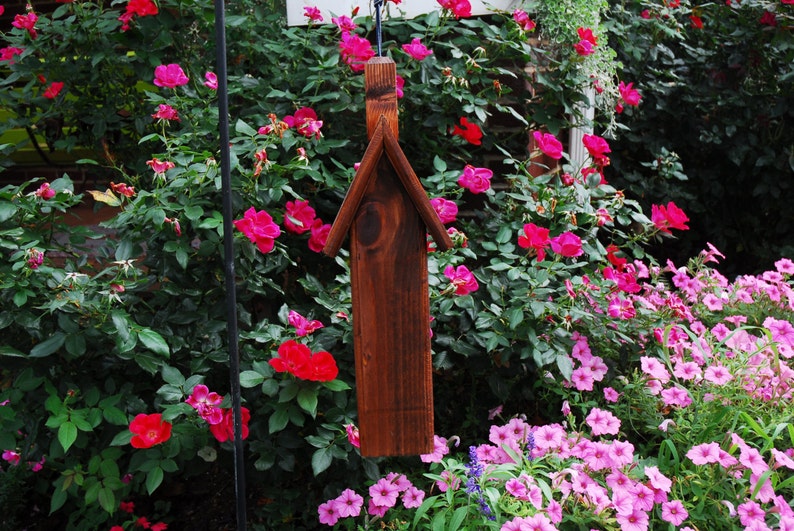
[{"left": 374, "top": 0, "right": 384, "bottom": 56}]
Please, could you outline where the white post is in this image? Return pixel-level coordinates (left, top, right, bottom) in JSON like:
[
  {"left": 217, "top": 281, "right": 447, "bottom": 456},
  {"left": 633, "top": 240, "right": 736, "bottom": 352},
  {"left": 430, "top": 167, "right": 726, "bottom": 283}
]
[{"left": 568, "top": 87, "right": 595, "bottom": 170}]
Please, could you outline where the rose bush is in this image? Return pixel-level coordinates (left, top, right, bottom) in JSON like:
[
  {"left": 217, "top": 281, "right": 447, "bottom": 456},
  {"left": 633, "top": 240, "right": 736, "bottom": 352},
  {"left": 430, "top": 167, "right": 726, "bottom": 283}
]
[{"left": 1, "top": 0, "right": 790, "bottom": 529}]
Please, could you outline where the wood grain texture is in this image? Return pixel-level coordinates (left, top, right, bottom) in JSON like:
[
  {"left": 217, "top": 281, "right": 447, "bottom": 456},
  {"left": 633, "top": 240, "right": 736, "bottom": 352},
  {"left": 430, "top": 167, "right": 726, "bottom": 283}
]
[
  {"left": 350, "top": 156, "right": 434, "bottom": 456},
  {"left": 365, "top": 57, "right": 398, "bottom": 141}
]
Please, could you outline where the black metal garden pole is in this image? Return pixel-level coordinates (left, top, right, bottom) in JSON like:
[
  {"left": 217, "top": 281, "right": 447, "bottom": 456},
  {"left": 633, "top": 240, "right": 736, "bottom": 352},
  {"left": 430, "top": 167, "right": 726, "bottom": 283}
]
[{"left": 214, "top": 0, "right": 247, "bottom": 528}]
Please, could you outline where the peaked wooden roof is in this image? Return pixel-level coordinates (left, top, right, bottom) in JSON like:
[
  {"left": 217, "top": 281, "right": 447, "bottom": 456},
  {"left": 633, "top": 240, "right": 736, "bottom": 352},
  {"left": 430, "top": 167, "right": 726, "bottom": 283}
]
[{"left": 323, "top": 115, "right": 453, "bottom": 257}]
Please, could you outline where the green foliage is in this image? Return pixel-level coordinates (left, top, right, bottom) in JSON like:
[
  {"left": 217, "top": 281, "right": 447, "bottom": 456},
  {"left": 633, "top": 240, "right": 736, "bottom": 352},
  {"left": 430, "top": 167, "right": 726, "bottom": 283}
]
[
  {"left": 606, "top": 0, "right": 794, "bottom": 275},
  {"left": 2, "top": 0, "right": 787, "bottom": 528}
]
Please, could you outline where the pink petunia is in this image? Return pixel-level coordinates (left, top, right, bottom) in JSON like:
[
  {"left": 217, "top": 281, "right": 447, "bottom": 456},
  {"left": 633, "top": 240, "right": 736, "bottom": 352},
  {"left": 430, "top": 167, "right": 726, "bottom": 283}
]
[
  {"left": 333, "top": 488, "right": 363, "bottom": 518},
  {"left": 570, "top": 366, "right": 595, "bottom": 391},
  {"left": 737, "top": 500, "right": 767, "bottom": 526},
  {"left": 420, "top": 434, "right": 449, "bottom": 463},
  {"left": 317, "top": 500, "right": 340, "bottom": 526},
  {"left": 505, "top": 478, "right": 529, "bottom": 500},
  {"left": 586, "top": 407, "right": 621, "bottom": 436},
  {"left": 739, "top": 446, "right": 770, "bottom": 475},
  {"left": 704, "top": 364, "right": 733, "bottom": 385},
  {"left": 615, "top": 507, "right": 649, "bottom": 531},
  {"left": 533, "top": 424, "right": 566, "bottom": 451},
  {"left": 640, "top": 356, "right": 671, "bottom": 382},
  {"left": 686, "top": 442, "right": 722, "bottom": 465},
  {"left": 771, "top": 448, "right": 794, "bottom": 470},
  {"left": 401, "top": 486, "right": 425, "bottom": 509},
  {"left": 369, "top": 478, "right": 400, "bottom": 508},
  {"left": 645, "top": 465, "right": 672, "bottom": 492},
  {"left": 661, "top": 500, "right": 689, "bottom": 526},
  {"left": 661, "top": 386, "right": 692, "bottom": 408}
]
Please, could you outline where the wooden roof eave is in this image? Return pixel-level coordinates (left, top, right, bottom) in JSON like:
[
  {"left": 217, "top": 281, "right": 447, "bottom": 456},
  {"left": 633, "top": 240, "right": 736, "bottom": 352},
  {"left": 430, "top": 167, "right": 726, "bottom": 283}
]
[{"left": 322, "top": 116, "right": 453, "bottom": 257}]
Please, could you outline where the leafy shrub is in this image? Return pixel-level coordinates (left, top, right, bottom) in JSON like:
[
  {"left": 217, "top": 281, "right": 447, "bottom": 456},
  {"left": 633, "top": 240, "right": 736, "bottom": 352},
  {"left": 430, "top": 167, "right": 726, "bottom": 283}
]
[
  {"left": 605, "top": 0, "right": 794, "bottom": 275},
  {"left": 2, "top": 1, "right": 788, "bottom": 529}
]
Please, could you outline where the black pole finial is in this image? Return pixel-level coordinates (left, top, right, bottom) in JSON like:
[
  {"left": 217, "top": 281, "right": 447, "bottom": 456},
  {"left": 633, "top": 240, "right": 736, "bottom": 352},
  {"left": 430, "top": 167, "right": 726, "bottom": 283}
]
[{"left": 374, "top": 0, "right": 384, "bottom": 56}]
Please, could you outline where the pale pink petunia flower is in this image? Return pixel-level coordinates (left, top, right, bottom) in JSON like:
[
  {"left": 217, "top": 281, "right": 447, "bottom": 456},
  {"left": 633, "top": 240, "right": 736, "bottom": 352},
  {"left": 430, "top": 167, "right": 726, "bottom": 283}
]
[
  {"left": 505, "top": 478, "right": 529, "bottom": 500},
  {"left": 570, "top": 366, "right": 595, "bottom": 391},
  {"left": 582, "top": 356, "right": 608, "bottom": 381},
  {"left": 611, "top": 488, "right": 634, "bottom": 515},
  {"left": 608, "top": 440, "right": 635, "bottom": 468},
  {"left": 401, "top": 486, "right": 425, "bottom": 509},
  {"left": 645, "top": 465, "right": 672, "bottom": 492},
  {"left": 704, "top": 364, "right": 733, "bottom": 385},
  {"left": 775, "top": 257, "right": 794, "bottom": 275},
  {"left": 740, "top": 446, "right": 770, "bottom": 475},
  {"left": 606, "top": 469, "right": 632, "bottom": 493},
  {"left": 631, "top": 481, "right": 655, "bottom": 512},
  {"left": 583, "top": 441, "right": 614, "bottom": 471},
  {"left": 420, "top": 434, "right": 449, "bottom": 463},
  {"left": 615, "top": 507, "right": 649, "bottom": 531},
  {"left": 771, "top": 448, "right": 794, "bottom": 469},
  {"left": 522, "top": 513, "right": 556, "bottom": 531},
  {"left": 317, "top": 500, "right": 340, "bottom": 525},
  {"left": 333, "top": 488, "right": 363, "bottom": 518},
  {"left": 586, "top": 407, "right": 621, "bottom": 436},
  {"left": 369, "top": 477, "right": 400, "bottom": 508},
  {"left": 435, "top": 470, "right": 460, "bottom": 493},
  {"left": 737, "top": 500, "right": 766, "bottom": 526},
  {"left": 367, "top": 498, "right": 388, "bottom": 517},
  {"left": 686, "top": 442, "right": 722, "bottom": 465},
  {"left": 640, "top": 356, "right": 671, "bottom": 382},
  {"left": 673, "top": 361, "right": 702, "bottom": 381},
  {"left": 701, "top": 292, "right": 724, "bottom": 311},
  {"left": 661, "top": 386, "right": 692, "bottom": 408},
  {"left": 603, "top": 387, "right": 621, "bottom": 403},
  {"left": 661, "top": 500, "right": 689, "bottom": 526},
  {"left": 658, "top": 419, "right": 676, "bottom": 432},
  {"left": 717, "top": 449, "right": 738, "bottom": 468},
  {"left": 534, "top": 424, "right": 566, "bottom": 451},
  {"left": 385, "top": 472, "right": 412, "bottom": 492},
  {"left": 545, "top": 498, "right": 563, "bottom": 523},
  {"left": 750, "top": 472, "right": 776, "bottom": 503}
]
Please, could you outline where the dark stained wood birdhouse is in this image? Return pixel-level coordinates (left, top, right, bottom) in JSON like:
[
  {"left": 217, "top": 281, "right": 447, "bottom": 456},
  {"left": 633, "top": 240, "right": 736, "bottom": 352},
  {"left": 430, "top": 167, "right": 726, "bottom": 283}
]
[{"left": 323, "top": 57, "right": 452, "bottom": 457}]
